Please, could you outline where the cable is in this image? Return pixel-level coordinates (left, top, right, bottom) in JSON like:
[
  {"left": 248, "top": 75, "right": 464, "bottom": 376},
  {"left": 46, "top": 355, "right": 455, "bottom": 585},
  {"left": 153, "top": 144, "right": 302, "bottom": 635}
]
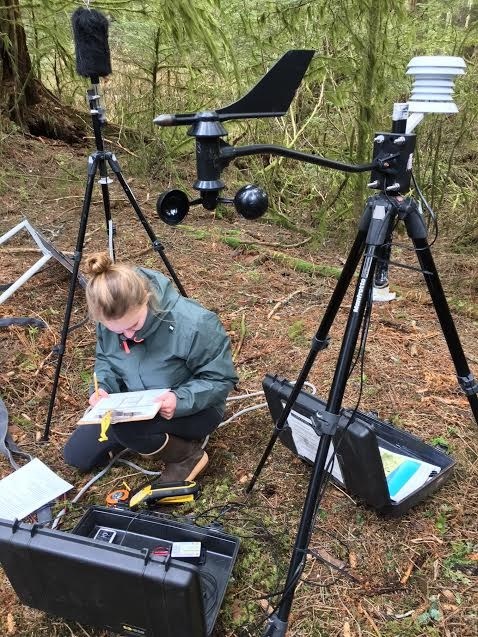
[
  {"left": 192, "top": 503, "right": 277, "bottom": 542},
  {"left": 237, "top": 564, "right": 304, "bottom": 637},
  {"left": 369, "top": 178, "right": 439, "bottom": 285},
  {"left": 51, "top": 448, "right": 131, "bottom": 528},
  {"left": 218, "top": 381, "right": 317, "bottom": 428},
  {"left": 200, "top": 569, "right": 219, "bottom": 618},
  {"left": 319, "top": 283, "right": 373, "bottom": 501},
  {"left": 50, "top": 391, "right": 272, "bottom": 529},
  {"left": 411, "top": 170, "right": 438, "bottom": 233},
  {"left": 252, "top": 290, "right": 374, "bottom": 631},
  {"left": 219, "top": 402, "right": 268, "bottom": 427}
]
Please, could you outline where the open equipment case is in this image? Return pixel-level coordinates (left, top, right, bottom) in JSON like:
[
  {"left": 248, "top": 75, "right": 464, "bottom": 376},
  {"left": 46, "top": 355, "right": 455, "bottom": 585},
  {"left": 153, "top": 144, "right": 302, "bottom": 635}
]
[
  {"left": 0, "top": 506, "right": 240, "bottom": 637},
  {"left": 263, "top": 374, "right": 455, "bottom": 516}
]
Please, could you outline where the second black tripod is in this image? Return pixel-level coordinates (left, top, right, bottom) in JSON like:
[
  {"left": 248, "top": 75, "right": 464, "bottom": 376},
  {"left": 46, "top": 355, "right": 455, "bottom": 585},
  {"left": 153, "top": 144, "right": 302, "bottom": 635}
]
[
  {"left": 247, "top": 190, "right": 478, "bottom": 636},
  {"left": 42, "top": 80, "right": 186, "bottom": 440}
]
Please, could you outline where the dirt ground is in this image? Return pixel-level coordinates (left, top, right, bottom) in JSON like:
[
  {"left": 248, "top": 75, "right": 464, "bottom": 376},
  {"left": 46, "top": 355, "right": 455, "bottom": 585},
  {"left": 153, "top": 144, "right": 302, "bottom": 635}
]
[{"left": 0, "top": 135, "right": 477, "bottom": 637}]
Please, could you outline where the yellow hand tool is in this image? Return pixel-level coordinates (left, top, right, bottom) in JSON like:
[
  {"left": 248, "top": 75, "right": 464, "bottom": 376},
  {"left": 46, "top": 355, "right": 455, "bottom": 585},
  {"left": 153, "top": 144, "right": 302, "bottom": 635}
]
[{"left": 129, "top": 480, "right": 200, "bottom": 509}]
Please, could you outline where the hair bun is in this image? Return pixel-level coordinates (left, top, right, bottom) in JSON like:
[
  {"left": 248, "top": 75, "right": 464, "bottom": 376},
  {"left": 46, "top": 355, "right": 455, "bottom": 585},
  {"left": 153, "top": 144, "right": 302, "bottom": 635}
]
[{"left": 84, "top": 252, "right": 113, "bottom": 276}]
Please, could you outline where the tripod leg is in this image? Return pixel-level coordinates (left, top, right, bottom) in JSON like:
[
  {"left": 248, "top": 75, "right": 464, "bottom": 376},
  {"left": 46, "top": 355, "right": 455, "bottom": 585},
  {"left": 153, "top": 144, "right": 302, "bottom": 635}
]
[
  {"left": 107, "top": 155, "right": 187, "bottom": 297},
  {"left": 247, "top": 212, "right": 370, "bottom": 494},
  {"left": 263, "top": 244, "right": 382, "bottom": 637},
  {"left": 43, "top": 156, "right": 100, "bottom": 440},
  {"left": 261, "top": 198, "right": 396, "bottom": 636},
  {"left": 263, "top": 432, "right": 334, "bottom": 637},
  {"left": 97, "top": 156, "right": 116, "bottom": 260},
  {"left": 404, "top": 203, "right": 478, "bottom": 424}
]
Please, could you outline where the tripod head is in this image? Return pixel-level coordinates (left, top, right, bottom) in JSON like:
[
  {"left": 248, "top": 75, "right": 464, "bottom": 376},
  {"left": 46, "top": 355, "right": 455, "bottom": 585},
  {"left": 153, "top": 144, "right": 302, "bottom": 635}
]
[{"left": 155, "top": 52, "right": 466, "bottom": 225}]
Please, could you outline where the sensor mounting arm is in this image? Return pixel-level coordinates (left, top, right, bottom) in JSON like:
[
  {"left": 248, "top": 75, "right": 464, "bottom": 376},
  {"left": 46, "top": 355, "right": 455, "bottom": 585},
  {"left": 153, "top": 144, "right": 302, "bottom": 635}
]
[{"left": 220, "top": 144, "right": 376, "bottom": 174}]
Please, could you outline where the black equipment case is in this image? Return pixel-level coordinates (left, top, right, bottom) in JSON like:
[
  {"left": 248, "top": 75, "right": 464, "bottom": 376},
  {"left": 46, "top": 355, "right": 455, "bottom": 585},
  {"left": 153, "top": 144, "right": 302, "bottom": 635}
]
[
  {"left": 263, "top": 374, "right": 455, "bottom": 516},
  {"left": 0, "top": 506, "right": 240, "bottom": 637}
]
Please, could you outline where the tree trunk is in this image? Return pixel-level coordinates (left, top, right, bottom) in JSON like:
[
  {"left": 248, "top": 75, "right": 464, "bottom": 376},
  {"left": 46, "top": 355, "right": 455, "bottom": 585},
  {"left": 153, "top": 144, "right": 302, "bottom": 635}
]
[{"left": 0, "top": 0, "right": 87, "bottom": 142}]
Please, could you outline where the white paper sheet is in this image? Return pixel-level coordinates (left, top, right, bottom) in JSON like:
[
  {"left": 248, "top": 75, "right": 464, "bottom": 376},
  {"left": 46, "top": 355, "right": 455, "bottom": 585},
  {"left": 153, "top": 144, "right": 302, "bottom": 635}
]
[
  {"left": 78, "top": 388, "right": 169, "bottom": 424},
  {"left": 0, "top": 458, "right": 73, "bottom": 521},
  {"left": 286, "top": 409, "right": 344, "bottom": 483},
  {"left": 284, "top": 406, "right": 440, "bottom": 501}
]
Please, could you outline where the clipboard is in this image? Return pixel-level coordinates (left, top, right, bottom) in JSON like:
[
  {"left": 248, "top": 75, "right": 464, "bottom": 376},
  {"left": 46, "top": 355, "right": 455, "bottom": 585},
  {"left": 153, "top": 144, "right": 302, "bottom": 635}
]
[{"left": 78, "top": 388, "right": 169, "bottom": 425}]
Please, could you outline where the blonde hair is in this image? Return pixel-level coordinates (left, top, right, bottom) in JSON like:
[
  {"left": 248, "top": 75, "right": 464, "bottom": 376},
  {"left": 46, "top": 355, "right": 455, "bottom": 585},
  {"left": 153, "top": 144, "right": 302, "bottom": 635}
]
[{"left": 84, "top": 253, "right": 152, "bottom": 322}]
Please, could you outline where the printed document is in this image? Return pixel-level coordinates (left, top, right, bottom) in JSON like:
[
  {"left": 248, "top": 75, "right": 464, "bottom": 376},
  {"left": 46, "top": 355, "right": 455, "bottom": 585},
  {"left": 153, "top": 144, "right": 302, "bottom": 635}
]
[
  {"left": 380, "top": 447, "right": 441, "bottom": 502},
  {"left": 78, "top": 388, "right": 169, "bottom": 424},
  {"left": 0, "top": 458, "right": 73, "bottom": 521}
]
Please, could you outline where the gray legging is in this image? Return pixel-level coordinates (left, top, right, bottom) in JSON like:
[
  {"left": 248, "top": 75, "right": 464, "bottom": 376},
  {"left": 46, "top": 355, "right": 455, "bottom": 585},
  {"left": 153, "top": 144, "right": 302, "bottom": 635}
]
[{"left": 64, "top": 406, "right": 223, "bottom": 472}]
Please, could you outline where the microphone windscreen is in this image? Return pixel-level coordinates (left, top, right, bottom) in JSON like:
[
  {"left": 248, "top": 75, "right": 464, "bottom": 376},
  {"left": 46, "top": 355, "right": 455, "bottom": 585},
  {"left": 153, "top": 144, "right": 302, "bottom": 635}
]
[{"left": 71, "top": 7, "right": 112, "bottom": 78}]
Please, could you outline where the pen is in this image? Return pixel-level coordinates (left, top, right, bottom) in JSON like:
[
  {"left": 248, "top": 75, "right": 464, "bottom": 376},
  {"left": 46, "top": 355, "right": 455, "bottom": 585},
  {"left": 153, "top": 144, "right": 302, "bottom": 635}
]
[{"left": 94, "top": 372, "right": 99, "bottom": 400}]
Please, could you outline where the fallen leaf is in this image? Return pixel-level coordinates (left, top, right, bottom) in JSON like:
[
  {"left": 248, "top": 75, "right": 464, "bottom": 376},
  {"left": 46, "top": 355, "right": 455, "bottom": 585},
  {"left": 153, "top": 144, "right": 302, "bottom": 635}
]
[
  {"left": 441, "top": 589, "right": 455, "bottom": 601},
  {"left": 343, "top": 621, "right": 351, "bottom": 637},
  {"left": 6, "top": 613, "right": 16, "bottom": 635},
  {"left": 442, "top": 603, "right": 458, "bottom": 611},
  {"left": 259, "top": 598, "right": 274, "bottom": 615},
  {"left": 315, "top": 548, "right": 347, "bottom": 571},
  {"left": 400, "top": 560, "right": 415, "bottom": 584},
  {"left": 231, "top": 599, "right": 243, "bottom": 623}
]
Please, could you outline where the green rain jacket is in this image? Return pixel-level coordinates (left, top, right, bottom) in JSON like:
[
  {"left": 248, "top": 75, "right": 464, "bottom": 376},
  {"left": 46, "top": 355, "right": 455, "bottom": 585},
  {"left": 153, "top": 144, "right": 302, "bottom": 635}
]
[{"left": 93, "top": 269, "right": 238, "bottom": 418}]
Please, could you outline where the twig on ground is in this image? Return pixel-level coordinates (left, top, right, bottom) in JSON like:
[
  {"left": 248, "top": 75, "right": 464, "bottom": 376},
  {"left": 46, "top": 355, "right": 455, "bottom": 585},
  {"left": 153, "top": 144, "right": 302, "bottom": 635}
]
[
  {"left": 267, "top": 288, "right": 306, "bottom": 319},
  {"left": 124, "top": 246, "right": 153, "bottom": 260},
  {"left": 233, "top": 312, "right": 246, "bottom": 362},
  {"left": 83, "top": 136, "right": 139, "bottom": 157},
  {"left": 358, "top": 602, "right": 382, "bottom": 637},
  {"left": 34, "top": 351, "right": 53, "bottom": 377},
  {"left": 75, "top": 622, "right": 94, "bottom": 637},
  {"left": 244, "top": 233, "right": 312, "bottom": 249}
]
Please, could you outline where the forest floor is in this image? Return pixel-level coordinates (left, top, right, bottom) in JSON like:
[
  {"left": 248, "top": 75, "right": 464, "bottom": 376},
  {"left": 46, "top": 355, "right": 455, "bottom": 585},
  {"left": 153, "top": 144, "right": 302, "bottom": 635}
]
[{"left": 0, "top": 134, "right": 477, "bottom": 637}]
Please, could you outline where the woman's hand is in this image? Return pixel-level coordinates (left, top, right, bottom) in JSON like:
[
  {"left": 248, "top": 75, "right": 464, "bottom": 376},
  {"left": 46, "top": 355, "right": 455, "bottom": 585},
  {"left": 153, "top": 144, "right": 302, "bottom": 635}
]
[
  {"left": 154, "top": 391, "right": 177, "bottom": 420},
  {"left": 89, "top": 388, "right": 109, "bottom": 407}
]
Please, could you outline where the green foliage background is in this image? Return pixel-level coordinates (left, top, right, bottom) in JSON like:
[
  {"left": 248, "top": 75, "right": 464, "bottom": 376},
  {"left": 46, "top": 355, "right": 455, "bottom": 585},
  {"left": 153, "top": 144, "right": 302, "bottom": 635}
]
[{"left": 19, "top": 0, "right": 478, "bottom": 244}]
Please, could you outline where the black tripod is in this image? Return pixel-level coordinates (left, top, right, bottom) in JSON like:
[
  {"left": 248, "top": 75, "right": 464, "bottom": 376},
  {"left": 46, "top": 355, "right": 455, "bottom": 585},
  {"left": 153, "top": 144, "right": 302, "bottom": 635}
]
[
  {"left": 42, "top": 80, "right": 186, "bottom": 440},
  {"left": 247, "top": 186, "right": 478, "bottom": 637},
  {"left": 147, "top": 48, "right": 477, "bottom": 635}
]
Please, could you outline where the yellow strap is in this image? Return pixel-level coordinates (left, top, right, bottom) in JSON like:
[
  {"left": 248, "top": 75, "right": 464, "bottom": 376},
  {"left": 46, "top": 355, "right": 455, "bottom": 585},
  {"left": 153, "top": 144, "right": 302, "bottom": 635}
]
[{"left": 98, "top": 411, "right": 112, "bottom": 442}]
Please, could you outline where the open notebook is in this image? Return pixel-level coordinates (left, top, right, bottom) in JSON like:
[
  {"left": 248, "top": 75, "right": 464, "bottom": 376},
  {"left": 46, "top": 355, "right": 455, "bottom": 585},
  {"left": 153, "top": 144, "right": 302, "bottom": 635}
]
[{"left": 78, "top": 388, "right": 169, "bottom": 425}]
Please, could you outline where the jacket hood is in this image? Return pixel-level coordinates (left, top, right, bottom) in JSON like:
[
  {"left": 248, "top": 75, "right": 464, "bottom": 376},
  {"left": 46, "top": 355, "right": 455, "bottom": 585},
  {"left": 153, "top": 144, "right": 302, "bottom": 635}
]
[{"left": 132, "top": 268, "right": 180, "bottom": 340}]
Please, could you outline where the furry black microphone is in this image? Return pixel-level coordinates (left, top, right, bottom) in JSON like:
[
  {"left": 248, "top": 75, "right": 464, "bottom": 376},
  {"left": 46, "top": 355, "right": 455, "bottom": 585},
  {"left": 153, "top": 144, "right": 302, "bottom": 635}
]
[{"left": 71, "top": 7, "right": 112, "bottom": 79}]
